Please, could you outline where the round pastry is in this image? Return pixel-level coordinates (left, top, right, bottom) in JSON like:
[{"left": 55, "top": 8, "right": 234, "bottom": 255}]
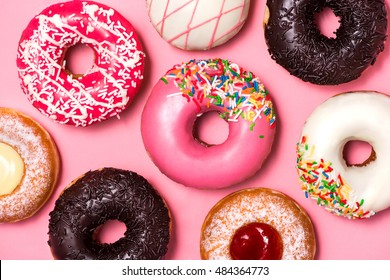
[
  {"left": 141, "top": 59, "right": 276, "bottom": 189},
  {"left": 17, "top": 1, "right": 145, "bottom": 126},
  {"left": 296, "top": 91, "right": 390, "bottom": 219},
  {"left": 263, "top": 0, "right": 387, "bottom": 85},
  {"left": 200, "top": 188, "right": 316, "bottom": 260},
  {"left": 146, "top": 0, "right": 250, "bottom": 50},
  {"left": 48, "top": 168, "right": 171, "bottom": 260},
  {"left": 0, "top": 108, "right": 60, "bottom": 223}
]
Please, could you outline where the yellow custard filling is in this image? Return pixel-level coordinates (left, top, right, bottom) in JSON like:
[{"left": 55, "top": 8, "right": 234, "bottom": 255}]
[{"left": 0, "top": 143, "right": 25, "bottom": 195}]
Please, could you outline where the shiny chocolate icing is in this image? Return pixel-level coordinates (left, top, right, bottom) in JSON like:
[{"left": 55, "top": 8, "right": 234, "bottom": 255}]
[
  {"left": 264, "top": 0, "right": 387, "bottom": 85},
  {"left": 48, "top": 168, "right": 170, "bottom": 260}
]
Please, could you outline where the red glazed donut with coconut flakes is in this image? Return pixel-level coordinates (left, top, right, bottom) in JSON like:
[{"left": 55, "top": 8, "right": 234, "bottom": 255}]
[{"left": 17, "top": 1, "right": 145, "bottom": 126}]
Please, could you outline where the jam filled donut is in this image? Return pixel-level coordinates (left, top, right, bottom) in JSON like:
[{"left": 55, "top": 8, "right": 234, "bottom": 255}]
[
  {"left": 146, "top": 0, "right": 250, "bottom": 50},
  {"left": 141, "top": 59, "right": 276, "bottom": 189},
  {"left": 264, "top": 0, "right": 387, "bottom": 85},
  {"left": 17, "top": 1, "right": 145, "bottom": 126},
  {"left": 200, "top": 188, "right": 316, "bottom": 260},
  {"left": 48, "top": 168, "right": 171, "bottom": 260},
  {"left": 0, "top": 108, "right": 60, "bottom": 223},
  {"left": 297, "top": 91, "right": 390, "bottom": 219}
]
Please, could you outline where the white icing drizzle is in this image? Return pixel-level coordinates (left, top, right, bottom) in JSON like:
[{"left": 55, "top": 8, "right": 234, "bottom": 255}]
[
  {"left": 0, "top": 112, "right": 54, "bottom": 222},
  {"left": 17, "top": 2, "right": 145, "bottom": 126},
  {"left": 201, "top": 189, "right": 314, "bottom": 260}
]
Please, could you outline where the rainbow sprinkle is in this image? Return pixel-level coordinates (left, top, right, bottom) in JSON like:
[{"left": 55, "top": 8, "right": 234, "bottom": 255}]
[
  {"left": 162, "top": 59, "right": 276, "bottom": 131},
  {"left": 296, "top": 136, "right": 375, "bottom": 219}
]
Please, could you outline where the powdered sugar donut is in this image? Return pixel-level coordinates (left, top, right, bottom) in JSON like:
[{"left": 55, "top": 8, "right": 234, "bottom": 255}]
[
  {"left": 200, "top": 188, "right": 316, "bottom": 260},
  {"left": 146, "top": 0, "right": 250, "bottom": 50},
  {"left": 17, "top": 1, "right": 145, "bottom": 126},
  {"left": 297, "top": 91, "right": 390, "bottom": 219},
  {"left": 141, "top": 59, "right": 276, "bottom": 189},
  {"left": 0, "top": 108, "right": 60, "bottom": 223}
]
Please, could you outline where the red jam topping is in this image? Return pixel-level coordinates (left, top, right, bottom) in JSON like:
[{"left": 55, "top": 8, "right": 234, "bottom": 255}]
[{"left": 229, "top": 222, "right": 283, "bottom": 260}]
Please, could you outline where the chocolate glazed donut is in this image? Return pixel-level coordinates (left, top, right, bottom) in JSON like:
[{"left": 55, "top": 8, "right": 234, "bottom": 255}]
[
  {"left": 48, "top": 168, "right": 171, "bottom": 260},
  {"left": 264, "top": 0, "right": 387, "bottom": 85}
]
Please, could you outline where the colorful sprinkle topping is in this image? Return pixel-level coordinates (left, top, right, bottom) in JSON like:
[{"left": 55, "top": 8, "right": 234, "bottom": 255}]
[
  {"left": 296, "top": 136, "right": 375, "bottom": 219},
  {"left": 163, "top": 59, "right": 276, "bottom": 131}
]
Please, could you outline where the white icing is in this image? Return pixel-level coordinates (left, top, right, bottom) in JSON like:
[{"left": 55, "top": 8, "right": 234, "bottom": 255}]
[
  {"left": 146, "top": 0, "right": 250, "bottom": 50},
  {"left": 201, "top": 189, "right": 314, "bottom": 260},
  {"left": 300, "top": 92, "right": 390, "bottom": 214}
]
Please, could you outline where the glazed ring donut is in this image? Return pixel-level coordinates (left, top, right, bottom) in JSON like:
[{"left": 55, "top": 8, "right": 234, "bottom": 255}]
[
  {"left": 48, "top": 168, "right": 171, "bottom": 260},
  {"left": 297, "top": 91, "right": 390, "bottom": 219},
  {"left": 146, "top": 0, "right": 250, "bottom": 50},
  {"left": 264, "top": 0, "right": 387, "bottom": 85},
  {"left": 0, "top": 108, "right": 59, "bottom": 223},
  {"left": 200, "top": 188, "right": 316, "bottom": 260},
  {"left": 141, "top": 59, "right": 276, "bottom": 189},
  {"left": 17, "top": 1, "right": 145, "bottom": 126}
]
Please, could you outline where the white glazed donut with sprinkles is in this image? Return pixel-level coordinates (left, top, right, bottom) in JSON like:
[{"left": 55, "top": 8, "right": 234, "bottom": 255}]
[
  {"left": 17, "top": 1, "right": 145, "bottom": 126},
  {"left": 297, "top": 91, "right": 390, "bottom": 219}
]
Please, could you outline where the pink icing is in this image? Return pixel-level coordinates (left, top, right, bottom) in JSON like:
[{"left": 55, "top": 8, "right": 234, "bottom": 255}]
[
  {"left": 17, "top": 1, "right": 145, "bottom": 126},
  {"left": 141, "top": 59, "right": 276, "bottom": 189}
]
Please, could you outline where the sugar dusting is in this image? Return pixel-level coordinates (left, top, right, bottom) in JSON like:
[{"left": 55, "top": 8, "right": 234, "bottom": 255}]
[
  {"left": 0, "top": 112, "right": 53, "bottom": 221},
  {"left": 201, "top": 189, "right": 314, "bottom": 260}
]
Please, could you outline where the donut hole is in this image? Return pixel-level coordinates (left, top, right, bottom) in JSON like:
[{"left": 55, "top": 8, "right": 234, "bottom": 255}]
[
  {"left": 314, "top": 7, "right": 341, "bottom": 39},
  {"left": 64, "top": 43, "right": 95, "bottom": 78},
  {"left": 343, "top": 140, "right": 375, "bottom": 167},
  {"left": 193, "top": 111, "right": 229, "bottom": 146},
  {"left": 93, "top": 219, "right": 127, "bottom": 244}
]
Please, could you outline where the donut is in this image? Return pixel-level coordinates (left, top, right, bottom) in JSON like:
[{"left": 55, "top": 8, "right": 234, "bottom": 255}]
[
  {"left": 263, "top": 0, "right": 387, "bottom": 85},
  {"left": 141, "top": 59, "right": 276, "bottom": 189},
  {"left": 200, "top": 188, "right": 316, "bottom": 260},
  {"left": 296, "top": 91, "right": 390, "bottom": 219},
  {"left": 48, "top": 168, "right": 171, "bottom": 260},
  {"left": 17, "top": 1, "right": 145, "bottom": 126},
  {"left": 146, "top": 0, "right": 250, "bottom": 50},
  {"left": 0, "top": 108, "right": 60, "bottom": 223}
]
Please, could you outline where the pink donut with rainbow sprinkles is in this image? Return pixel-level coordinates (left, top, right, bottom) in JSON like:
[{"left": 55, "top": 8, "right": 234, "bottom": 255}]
[
  {"left": 146, "top": 0, "right": 251, "bottom": 50},
  {"left": 141, "top": 59, "right": 276, "bottom": 189},
  {"left": 17, "top": 1, "right": 145, "bottom": 126}
]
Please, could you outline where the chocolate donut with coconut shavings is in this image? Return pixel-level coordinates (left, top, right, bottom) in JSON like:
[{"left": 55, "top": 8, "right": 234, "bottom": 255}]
[
  {"left": 48, "top": 168, "right": 171, "bottom": 260},
  {"left": 264, "top": 0, "right": 387, "bottom": 85}
]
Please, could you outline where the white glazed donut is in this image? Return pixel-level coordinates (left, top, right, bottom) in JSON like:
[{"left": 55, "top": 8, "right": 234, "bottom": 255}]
[
  {"left": 296, "top": 91, "right": 390, "bottom": 219},
  {"left": 146, "top": 0, "right": 251, "bottom": 50}
]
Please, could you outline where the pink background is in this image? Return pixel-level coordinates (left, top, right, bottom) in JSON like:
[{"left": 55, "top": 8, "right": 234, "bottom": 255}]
[{"left": 1, "top": 0, "right": 390, "bottom": 260}]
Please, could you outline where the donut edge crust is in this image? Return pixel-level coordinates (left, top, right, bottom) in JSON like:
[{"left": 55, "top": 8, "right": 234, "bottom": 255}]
[
  {"left": 0, "top": 107, "right": 60, "bottom": 223},
  {"left": 200, "top": 188, "right": 316, "bottom": 260}
]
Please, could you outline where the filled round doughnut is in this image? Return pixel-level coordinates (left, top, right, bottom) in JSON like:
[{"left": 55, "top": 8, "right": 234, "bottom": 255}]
[
  {"left": 263, "top": 0, "right": 387, "bottom": 85},
  {"left": 200, "top": 188, "right": 316, "bottom": 260},
  {"left": 0, "top": 108, "right": 60, "bottom": 223},
  {"left": 48, "top": 168, "right": 171, "bottom": 260},
  {"left": 297, "top": 91, "right": 390, "bottom": 219},
  {"left": 146, "top": 0, "right": 250, "bottom": 50},
  {"left": 141, "top": 58, "right": 276, "bottom": 189},
  {"left": 17, "top": 1, "right": 145, "bottom": 126}
]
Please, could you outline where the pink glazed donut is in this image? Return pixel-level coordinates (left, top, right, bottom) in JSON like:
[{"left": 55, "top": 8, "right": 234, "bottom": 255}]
[
  {"left": 17, "top": 1, "right": 145, "bottom": 126},
  {"left": 141, "top": 59, "right": 276, "bottom": 189}
]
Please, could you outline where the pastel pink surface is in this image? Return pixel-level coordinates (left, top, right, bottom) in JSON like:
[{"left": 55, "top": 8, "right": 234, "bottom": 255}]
[{"left": 1, "top": 0, "right": 390, "bottom": 260}]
